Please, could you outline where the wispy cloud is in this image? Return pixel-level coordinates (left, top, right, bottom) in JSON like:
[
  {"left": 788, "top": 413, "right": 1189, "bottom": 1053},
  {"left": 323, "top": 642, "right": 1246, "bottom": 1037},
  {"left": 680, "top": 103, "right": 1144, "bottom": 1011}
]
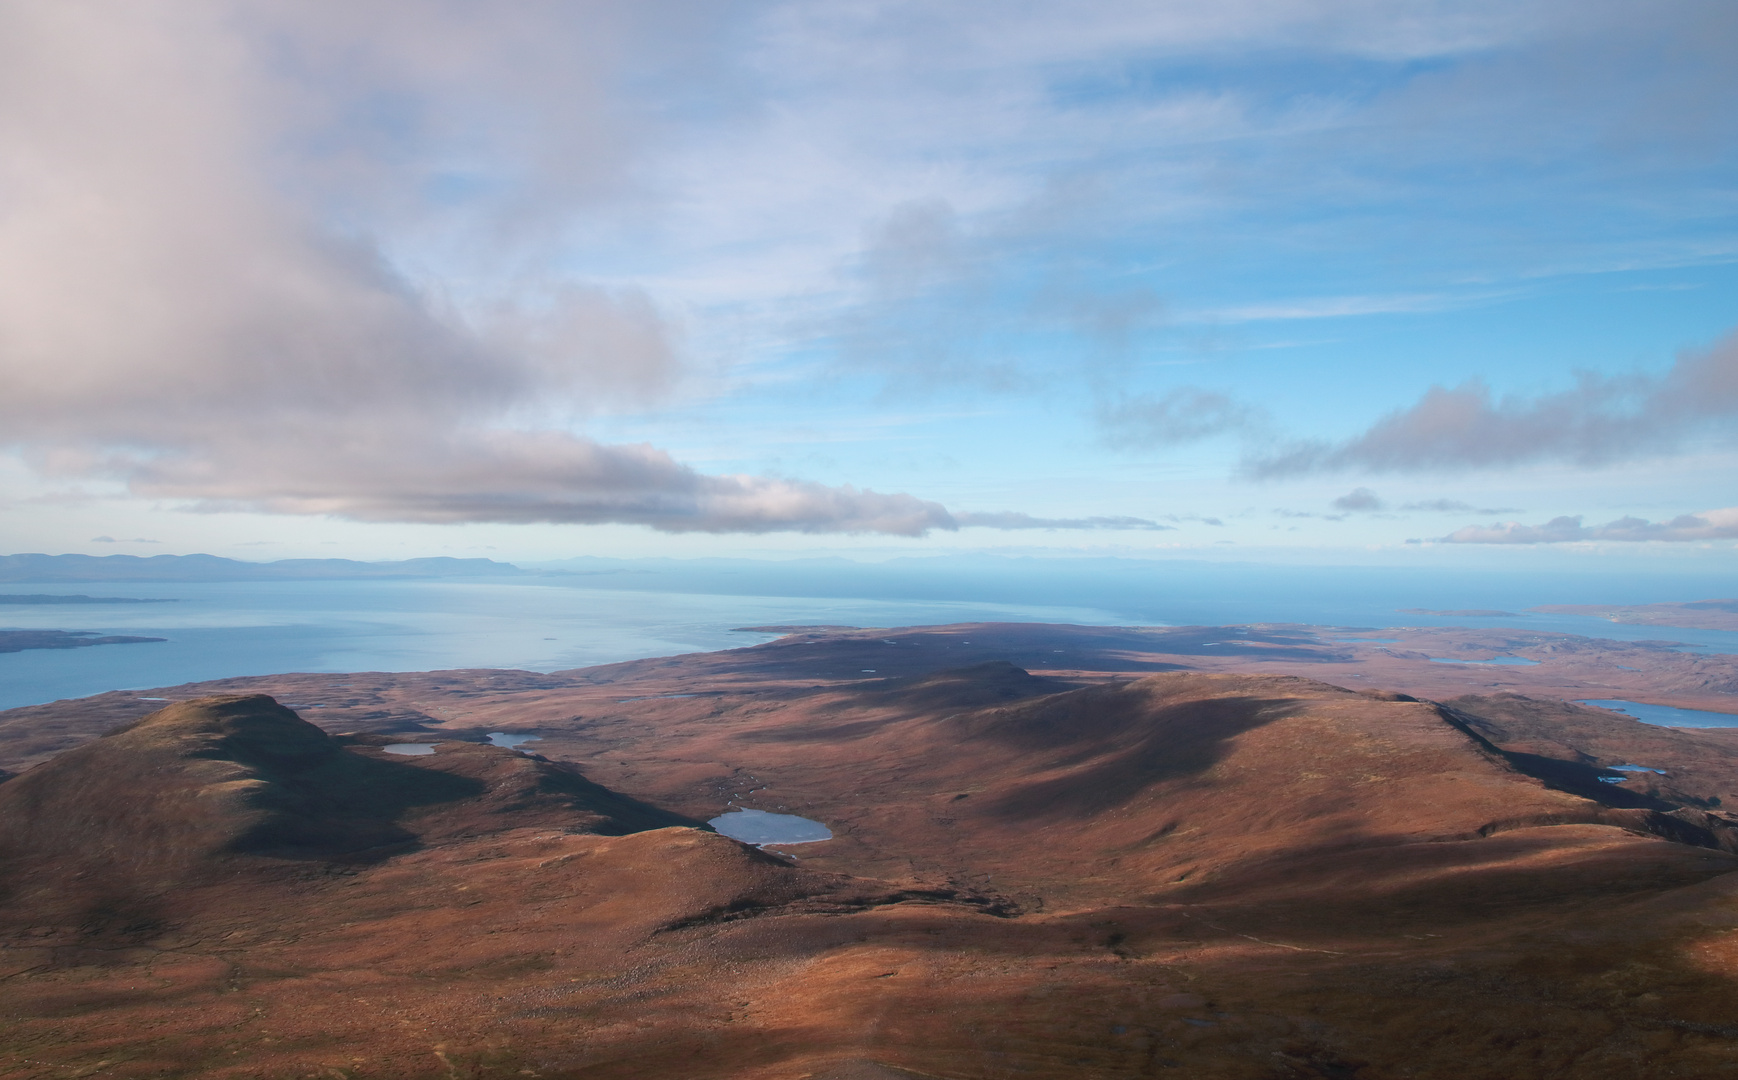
[
  {"left": 1191, "top": 292, "right": 1472, "bottom": 324},
  {"left": 1096, "top": 388, "right": 1266, "bottom": 449},
  {"left": 1400, "top": 499, "right": 1524, "bottom": 513},
  {"left": 955, "top": 512, "right": 1172, "bottom": 531},
  {"left": 1438, "top": 507, "right": 1738, "bottom": 544},
  {"left": 1247, "top": 331, "right": 1738, "bottom": 477},
  {"left": 1330, "top": 490, "right": 1523, "bottom": 515}
]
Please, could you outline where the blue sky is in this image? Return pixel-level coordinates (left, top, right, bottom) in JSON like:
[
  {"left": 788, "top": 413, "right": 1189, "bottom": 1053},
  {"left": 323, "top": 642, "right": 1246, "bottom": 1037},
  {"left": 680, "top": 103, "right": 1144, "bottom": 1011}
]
[{"left": 0, "top": 1, "right": 1733, "bottom": 567}]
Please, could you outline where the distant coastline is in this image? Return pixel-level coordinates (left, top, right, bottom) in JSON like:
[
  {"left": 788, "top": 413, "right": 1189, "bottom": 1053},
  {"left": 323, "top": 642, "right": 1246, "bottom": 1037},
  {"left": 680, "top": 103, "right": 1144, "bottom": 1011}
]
[{"left": 0, "top": 553, "right": 525, "bottom": 584}]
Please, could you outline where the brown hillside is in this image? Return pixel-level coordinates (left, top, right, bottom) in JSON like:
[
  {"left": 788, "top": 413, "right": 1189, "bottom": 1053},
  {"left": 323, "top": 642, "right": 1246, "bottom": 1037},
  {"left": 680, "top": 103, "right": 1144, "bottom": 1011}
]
[{"left": 5, "top": 656, "right": 1738, "bottom": 1078}]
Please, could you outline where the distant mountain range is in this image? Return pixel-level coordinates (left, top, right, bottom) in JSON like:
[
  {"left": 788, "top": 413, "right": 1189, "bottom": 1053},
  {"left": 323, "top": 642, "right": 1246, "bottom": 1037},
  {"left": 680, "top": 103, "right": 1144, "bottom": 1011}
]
[{"left": 0, "top": 553, "right": 527, "bottom": 583}]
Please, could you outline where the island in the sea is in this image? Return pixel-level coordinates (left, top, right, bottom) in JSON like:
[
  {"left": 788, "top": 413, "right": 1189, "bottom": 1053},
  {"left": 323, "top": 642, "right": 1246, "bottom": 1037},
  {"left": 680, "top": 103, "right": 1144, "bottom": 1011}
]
[{"left": 0, "top": 628, "right": 167, "bottom": 654}]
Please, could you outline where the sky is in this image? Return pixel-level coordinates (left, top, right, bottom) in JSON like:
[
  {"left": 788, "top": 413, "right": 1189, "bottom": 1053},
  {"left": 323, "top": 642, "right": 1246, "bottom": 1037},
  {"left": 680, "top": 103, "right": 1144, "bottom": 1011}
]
[{"left": 0, "top": 0, "right": 1734, "bottom": 568}]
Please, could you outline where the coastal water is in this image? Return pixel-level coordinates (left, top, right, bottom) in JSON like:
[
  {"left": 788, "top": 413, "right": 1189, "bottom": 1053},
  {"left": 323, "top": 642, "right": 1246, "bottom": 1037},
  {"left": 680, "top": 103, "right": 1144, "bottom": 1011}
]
[{"left": 1, "top": 560, "right": 1734, "bottom": 710}]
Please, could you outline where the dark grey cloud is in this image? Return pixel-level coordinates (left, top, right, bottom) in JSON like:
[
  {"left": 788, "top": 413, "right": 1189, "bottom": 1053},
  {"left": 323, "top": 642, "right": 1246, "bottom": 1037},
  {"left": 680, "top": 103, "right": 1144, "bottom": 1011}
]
[
  {"left": 1438, "top": 508, "right": 1738, "bottom": 544},
  {"left": 1246, "top": 332, "right": 1738, "bottom": 477},
  {"left": 954, "top": 512, "right": 1172, "bottom": 531}
]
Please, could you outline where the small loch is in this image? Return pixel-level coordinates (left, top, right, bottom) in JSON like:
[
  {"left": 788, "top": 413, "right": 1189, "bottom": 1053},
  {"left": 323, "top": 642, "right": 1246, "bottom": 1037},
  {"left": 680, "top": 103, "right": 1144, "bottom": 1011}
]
[
  {"left": 486, "top": 732, "right": 540, "bottom": 751},
  {"left": 383, "top": 743, "right": 437, "bottom": 756},
  {"left": 708, "top": 808, "right": 832, "bottom": 846}
]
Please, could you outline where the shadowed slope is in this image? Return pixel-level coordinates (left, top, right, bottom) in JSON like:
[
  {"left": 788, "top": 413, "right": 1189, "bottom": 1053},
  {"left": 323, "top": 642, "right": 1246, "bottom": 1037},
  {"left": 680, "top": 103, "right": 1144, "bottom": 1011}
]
[
  {"left": 0, "top": 696, "right": 471, "bottom": 877},
  {"left": 0, "top": 695, "right": 704, "bottom": 897}
]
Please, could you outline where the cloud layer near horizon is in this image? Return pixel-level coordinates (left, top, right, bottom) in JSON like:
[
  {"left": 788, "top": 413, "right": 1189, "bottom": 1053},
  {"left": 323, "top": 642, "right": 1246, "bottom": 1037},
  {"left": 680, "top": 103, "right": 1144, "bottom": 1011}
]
[{"left": 1439, "top": 507, "right": 1738, "bottom": 544}]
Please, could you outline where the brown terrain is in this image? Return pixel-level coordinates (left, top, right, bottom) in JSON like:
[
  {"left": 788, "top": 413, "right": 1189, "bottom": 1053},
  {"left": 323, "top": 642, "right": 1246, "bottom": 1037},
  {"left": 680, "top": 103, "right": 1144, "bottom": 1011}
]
[{"left": 4, "top": 622, "right": 1738, "bottom": 1078}]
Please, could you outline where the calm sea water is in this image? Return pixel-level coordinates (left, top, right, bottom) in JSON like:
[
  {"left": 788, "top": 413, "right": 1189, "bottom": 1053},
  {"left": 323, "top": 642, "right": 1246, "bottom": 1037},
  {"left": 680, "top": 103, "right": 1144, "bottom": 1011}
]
[
  {"left": 2, "top": 560, "right": 1734, "bottom": 710},
  {"left": 0, "top": 577, "right": 1117, "bottom": 709}
]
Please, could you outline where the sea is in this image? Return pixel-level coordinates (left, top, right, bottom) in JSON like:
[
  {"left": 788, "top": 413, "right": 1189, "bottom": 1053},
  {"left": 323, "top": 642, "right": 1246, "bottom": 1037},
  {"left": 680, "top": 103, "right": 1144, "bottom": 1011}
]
[{"left": 2, "top": 558, "right": 1735, "bottom": 711}]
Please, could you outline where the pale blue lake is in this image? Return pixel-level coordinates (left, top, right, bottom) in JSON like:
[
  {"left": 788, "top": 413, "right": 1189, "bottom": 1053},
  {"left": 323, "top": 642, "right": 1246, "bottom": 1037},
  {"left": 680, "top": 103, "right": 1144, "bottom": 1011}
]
[
  {"left": 708, "top": 808, "right": 833, "bottom": 846},
  {"left": 1578, "top": 699, "right": 1738, "bottom": 728}
]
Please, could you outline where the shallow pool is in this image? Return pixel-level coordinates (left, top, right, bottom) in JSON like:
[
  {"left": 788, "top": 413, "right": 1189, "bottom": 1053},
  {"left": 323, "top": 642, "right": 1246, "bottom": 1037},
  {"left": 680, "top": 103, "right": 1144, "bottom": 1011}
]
[
  {"left": 1579, "top": 700, "right": 1738, "bottom": 728},
  {"left": 486, "top": 732, "right": 540, "bottom": 750},
  {"left": 707, "top": 808, "right": 832, "bottom": 846},
  {"left": 383, "top": 743, "right": 437, "bottom": 756}
]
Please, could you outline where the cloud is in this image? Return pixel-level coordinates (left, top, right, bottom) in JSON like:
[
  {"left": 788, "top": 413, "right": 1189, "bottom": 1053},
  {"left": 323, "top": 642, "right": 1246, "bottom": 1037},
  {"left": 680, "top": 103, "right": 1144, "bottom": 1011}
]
[
  {"left": 834, "top": 200, "right": 1172, "bottom": 393},
  {"left": 954, "top": 512, "right": 1172, "bottom": 531},
  {"left": 1247, "top": 331, "right": 1738, "bottom": 477},
  {"left": 0, "top": 2, "right": 970, "bottom": 536},
  {"left": 5, "top": 1, "right": 1735, "bottom": 539},
  {"left": 1401, "top": 498, "right": 1472, "bottom": 512},
  {"left": 1097, "top": 389, "right": 1266, "bottom": 449},
  {"left": 1331, "top": 487, "right": 1385, "bottom": 511},
  {"left": 1400, "top": 499, "right": 1523, "bottom": 513},
  {"left": 777, "top": 0, "right": 1738, "bottom": 403},
  {"left": 132, "top": 430, "right": 956, "bottom": 535},
  {"left": 1439, "top": 507, "right": 1738, "bottom": 544}
]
